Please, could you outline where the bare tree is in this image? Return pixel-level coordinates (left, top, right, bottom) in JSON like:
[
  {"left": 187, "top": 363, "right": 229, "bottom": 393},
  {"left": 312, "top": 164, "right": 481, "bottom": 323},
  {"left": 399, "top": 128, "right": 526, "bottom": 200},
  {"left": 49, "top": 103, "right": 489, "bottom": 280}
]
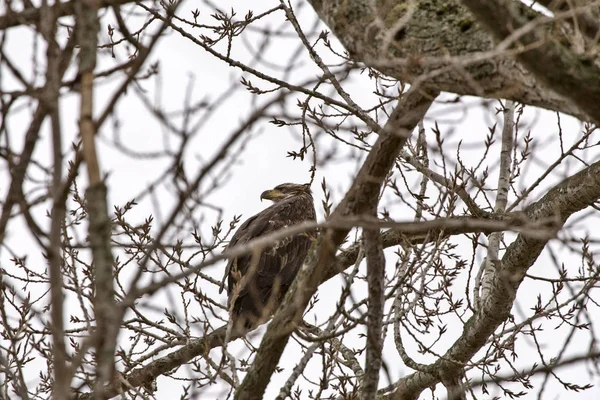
[{"left": 1, "top": 1, "right": 600, "bottom": 399}]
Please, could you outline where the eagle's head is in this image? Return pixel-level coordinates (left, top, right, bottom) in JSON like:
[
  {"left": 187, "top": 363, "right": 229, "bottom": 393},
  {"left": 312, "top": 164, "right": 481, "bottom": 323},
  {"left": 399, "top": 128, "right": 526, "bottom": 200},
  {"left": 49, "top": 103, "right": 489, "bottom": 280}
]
[{"left": 260, "top": 183, "right": 311, "bottom": 202}]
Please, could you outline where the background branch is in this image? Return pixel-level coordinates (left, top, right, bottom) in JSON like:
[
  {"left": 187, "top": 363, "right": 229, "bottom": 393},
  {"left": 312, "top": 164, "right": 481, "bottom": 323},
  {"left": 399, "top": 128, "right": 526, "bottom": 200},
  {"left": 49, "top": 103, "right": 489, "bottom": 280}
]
[
  {"left": 475, "top": 100, "right": 514, "bottom": 311},
  {"left": 42, "top": 4, "right": 68, "bottom": 398}
]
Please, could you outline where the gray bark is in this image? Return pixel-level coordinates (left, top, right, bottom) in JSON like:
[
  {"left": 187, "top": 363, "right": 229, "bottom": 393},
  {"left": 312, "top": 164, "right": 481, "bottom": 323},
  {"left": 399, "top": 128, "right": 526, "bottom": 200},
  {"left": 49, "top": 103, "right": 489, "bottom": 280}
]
[{"left": 308, "top": 0, "right": 592, "bottom": 121}]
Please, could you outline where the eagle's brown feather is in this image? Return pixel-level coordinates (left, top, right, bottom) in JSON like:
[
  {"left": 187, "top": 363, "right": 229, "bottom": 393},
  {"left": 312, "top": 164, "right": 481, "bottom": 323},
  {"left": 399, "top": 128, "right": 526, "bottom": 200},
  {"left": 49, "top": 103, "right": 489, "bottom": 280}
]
[{"left": 220, "top": 183, "right": 316, "bottom": 332}]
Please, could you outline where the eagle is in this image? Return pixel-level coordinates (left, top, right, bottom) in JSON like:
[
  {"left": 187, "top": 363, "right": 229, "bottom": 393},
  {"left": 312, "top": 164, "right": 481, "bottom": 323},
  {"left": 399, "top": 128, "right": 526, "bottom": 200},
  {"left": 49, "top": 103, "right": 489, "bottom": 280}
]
[{"left": 219, "top": 183, "right": 316, "bottom": 333}]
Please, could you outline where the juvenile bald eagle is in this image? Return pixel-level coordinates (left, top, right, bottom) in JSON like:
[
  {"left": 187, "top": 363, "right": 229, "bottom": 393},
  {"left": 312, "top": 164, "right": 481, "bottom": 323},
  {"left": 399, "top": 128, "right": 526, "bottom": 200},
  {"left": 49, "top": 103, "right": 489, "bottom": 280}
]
[{"left": 219, "top": 183, "right": 316, "bottom": 332}]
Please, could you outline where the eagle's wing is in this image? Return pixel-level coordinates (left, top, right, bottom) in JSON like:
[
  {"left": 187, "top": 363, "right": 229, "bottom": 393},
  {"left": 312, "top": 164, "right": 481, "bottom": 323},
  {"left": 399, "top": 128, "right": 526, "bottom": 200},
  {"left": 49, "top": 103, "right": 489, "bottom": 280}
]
[
  {"left": 227, "top": 204, "right": 313, "bottom": 325},
  {"left": 219, "top": 214, "right": 262, "bottom": 293}
]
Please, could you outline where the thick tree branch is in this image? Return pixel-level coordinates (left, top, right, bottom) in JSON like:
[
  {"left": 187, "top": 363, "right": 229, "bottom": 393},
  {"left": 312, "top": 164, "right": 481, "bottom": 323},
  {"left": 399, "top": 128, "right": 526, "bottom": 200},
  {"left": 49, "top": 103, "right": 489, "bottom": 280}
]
[
  {"left": 384, "top": 159, "right": 600, "bottom": 399},
  {"left": 234, "top": 88, "right": 438, "bottom": 400},
  {"left": 0, "top": 32, "right": 75, "bottom": 251},
  {"left": 308, "top": 0, "right": 591, "bottom": 121},
  {"left": 3, "top": 1, "right": 599, "bottom": 122},
  {"left": 460, "top": 0, "right": 600, "bottom": 124}
]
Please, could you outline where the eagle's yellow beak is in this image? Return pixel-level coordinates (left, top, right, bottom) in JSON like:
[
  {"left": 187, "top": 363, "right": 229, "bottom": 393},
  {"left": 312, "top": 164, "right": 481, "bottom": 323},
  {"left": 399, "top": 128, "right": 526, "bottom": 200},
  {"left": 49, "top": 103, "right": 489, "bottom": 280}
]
[{"left": 260, "top": 189, "right": 284, "bottom": 201}]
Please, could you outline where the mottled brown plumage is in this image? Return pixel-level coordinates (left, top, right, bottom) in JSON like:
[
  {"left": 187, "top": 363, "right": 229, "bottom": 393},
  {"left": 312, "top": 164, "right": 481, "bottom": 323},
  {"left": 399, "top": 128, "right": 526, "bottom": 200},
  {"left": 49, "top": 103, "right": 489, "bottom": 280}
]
[{"left": 219, "top": 183, "right": 316, "bottom": 332}]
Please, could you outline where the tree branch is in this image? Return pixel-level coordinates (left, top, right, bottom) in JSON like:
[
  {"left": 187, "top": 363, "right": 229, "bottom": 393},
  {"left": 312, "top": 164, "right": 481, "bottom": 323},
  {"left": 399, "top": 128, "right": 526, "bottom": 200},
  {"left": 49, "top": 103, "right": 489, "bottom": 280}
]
[
  {"left": 536, "top": 0, "right": 600, "bottom": 40},
  {"left": 385, "top": 158, "right": 600, "bottom": 399},
  {"left": 361, "top": 228, "right": 386, "bottom": 400},
  {"left": 475, "top": 100, "right": 514, "bottom": 310},
  {"left": 0, "top": 0, "right": 134, "bottom": 30},
  {"left": 4, "top": 1, "right": 599, "bottom": 122},
  {"left": 3, "top": 1, "right": 598, "bottom": 121},
  {"left": 308, "top": 0, "right": 592, "bottom": 121},
  {"left": 39, "top": 3, "right": 68, "bottom": 399},
  {"left": 89, "top": 212, "right": 547, "bottom": 398},
  {"left": 233, "top": 88, "right": 438, "bottom": 400},
  {"left": 459, "top": 0, "right": 600, "bottom": 124},
  {"left": 73, "top": 1, "right": 121, "bottom": 396}
]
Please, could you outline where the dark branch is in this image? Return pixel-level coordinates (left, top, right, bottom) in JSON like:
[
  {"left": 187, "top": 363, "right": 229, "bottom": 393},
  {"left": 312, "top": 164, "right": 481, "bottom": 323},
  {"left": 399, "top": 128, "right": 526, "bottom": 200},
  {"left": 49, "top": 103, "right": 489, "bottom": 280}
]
[
  {"left": 361, "top": 228, "right": 386, "bottom": 400},
  {"left": 233, "top": 88, "right": 439, "bottom": 400},
  {"left": 0, "top": 0, "right": 134, "bottom": 30}
]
